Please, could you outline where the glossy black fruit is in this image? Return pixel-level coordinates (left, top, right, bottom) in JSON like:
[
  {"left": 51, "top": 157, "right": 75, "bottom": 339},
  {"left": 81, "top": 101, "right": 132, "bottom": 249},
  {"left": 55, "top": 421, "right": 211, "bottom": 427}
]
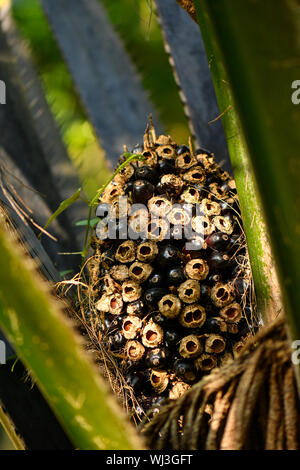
[
  {"left": 234, "top": 317, "right": 258, "bottom": 339},
  {"left": 167, "top": 267, "right": 186, "bottom": 286},
  {"left": 158, "top": 159, "right": 175, "bottom": 175},
  {"left": 108, "top": 331, "right": 126, "bottom": 350},
  {"left": 200, "top": 283, "right": 210, "bottom": 301},
  {"left": 174, "top": 359, "right": 196, "bottom": 383},
  {"left": 222, "top": 263, "right": 241, "bottom": 281},
  {"left": 132, "top": 180, "right": 155, "bottom": 203},
  {"left": 156, "top": 181, "right": 164, "bottom": 194},
  {"left": 146, "top": 271, "right": 165, "bottom": 289},
  {"left": 103, "top": 317, "right": 113, "bottom": 331},
  {"left": 220, "top": 200, "right": 232, "bottom": 214},
  {"left": 158, "top": 244, "right": 180, "bottom": 268},
  {"left": 234, "top": 278, "right": 248, "bottom": 296},
  {"left": 204, "top": 317, "right": 222, "bottom": 334},
  {"left": 195, "top": 147, "right": 213, "bottom": 157},
  {"left": 146, "top": 347, "right": 169, "bottom": 369},
  {"left": 206, "top": 273, "right": 222, "bottom": 286},
  {"left": 206, "top": 232, "right": 231, "bottom": 251},
  {"left": 126, "top": 371, "right": 145, "bottom": 393},
  {"left": 229, "top": 234, "right": 241, "bottom": 248},
  {"left": 204, "top": 302, "right": 219, "bottom": 316},
  {"left": 244, "top": 305, "right": 258, "bottom": 329},
  {"left": 205, "top": 173, "right": 219, "bottom": 185},
  {"left": 144, "top": 288, "right": 169, "bottom": 307},
  {"left": 183, "top": 238, "right": 206, "bottom": 254},
  {"left": 124, "top": 180, "right": 134, "bottom": 194},
  {"left": 127, "top": 300, "right": 145, "bottom": 316},
  {"left": 165, "top": 328, "right": 181, "bottom": 346},
  {"left": 134, "top": 165, "right": 158, "bottom": 183},
  {"left": 151, "top": 311, "right": 168, "bottom": 326},
  {"left": 177, "top": 145, "right": 190, "bottom": 155},
  {"left": 209, "top": 252, "right": 231, "bottom": 270}
]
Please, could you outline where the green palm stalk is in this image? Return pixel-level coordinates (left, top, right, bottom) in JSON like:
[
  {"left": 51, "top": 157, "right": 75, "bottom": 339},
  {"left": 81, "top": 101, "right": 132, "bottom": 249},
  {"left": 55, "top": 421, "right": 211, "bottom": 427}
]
[{"left": 193, "top": 0, "right": 300, "bottom": 386}]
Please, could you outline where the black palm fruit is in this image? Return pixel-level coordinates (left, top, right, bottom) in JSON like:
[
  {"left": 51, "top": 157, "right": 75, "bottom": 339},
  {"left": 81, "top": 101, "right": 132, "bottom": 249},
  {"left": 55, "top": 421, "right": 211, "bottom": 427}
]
[
  {"left": 158, "top": 159, "right": 176, "bottom": 175},
  {"left": 146, "top": 347, "right": 170, "bottom": 369},
  {"left": 132, "top": 179, "right": 155, "bottom": 203},
  {"left": 164, "top": 327, "right": 181, "bottom": 347},
  {"left": 144, "top": 288, "right": 169, "bottom": 307},
  {"left": 134, "top": 165, "right": 158, "bottom": 184},
  {"left": 174, "top": 359, "right": 197, "bottom": 383},
  {"left": 87, "top": 125, "right": 256, "bottom": 412},
  {"left": 151, "top": 311, "right": 168, "bottom": 327},
  {"left": 146, "top": 271, "right": 165, "bottom": 289},
  {"left": 158, "top": 244, "right": 180, "bottom": 268},
  {"left": 206, "top": 232, "right": 231, "bottom": 251},
  {"left": 167, "top": 267, "right": 186, "bottom": 286}
]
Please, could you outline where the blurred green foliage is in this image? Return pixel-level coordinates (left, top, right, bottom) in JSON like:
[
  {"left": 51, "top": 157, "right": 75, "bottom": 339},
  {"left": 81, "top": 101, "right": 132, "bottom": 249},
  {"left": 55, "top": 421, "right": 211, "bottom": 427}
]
[
  {"left": 101, "top": 0, "right": 189, "bottom": 139},
  {"left": 12, "top": 0, "right": 189, "bottom": 198}
]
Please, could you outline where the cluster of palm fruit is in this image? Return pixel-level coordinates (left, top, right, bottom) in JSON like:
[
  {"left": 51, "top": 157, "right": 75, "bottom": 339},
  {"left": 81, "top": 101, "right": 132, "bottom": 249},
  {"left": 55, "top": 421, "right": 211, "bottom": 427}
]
[{"left": 88, "top": 126, "right": 257, "bottom": 413}]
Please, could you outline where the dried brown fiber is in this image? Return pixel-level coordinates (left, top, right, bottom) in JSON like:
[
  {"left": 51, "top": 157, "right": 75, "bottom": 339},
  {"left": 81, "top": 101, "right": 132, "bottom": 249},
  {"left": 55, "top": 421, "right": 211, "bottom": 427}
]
[
  {"left": 176, "top": 0, "right": 197, "bottom": 22},
  {"left": 141, "top": 316, "right": 300, "bottom": 449}
]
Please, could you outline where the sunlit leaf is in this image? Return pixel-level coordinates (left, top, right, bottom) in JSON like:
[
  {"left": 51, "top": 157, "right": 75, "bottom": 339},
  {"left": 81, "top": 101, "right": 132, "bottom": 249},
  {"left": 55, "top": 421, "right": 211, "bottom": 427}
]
[{"left": 40, "top": 188, "right": 82, "bottom": 236}]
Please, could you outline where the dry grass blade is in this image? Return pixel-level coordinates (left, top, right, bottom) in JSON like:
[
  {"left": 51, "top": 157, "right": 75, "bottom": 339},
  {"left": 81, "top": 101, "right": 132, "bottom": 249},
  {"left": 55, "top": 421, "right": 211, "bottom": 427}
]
[
  {"left": 283, "top": 367, "right": 299, "bottom": 450},
  {"left": 206, "top": 383, "right": 236, "bottom": 450}
]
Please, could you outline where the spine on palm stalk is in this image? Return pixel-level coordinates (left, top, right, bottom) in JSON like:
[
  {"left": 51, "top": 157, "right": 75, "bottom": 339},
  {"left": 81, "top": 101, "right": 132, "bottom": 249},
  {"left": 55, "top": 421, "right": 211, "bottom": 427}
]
[{"left": 85, "top": 125, "right": 258, "bottom": 415}]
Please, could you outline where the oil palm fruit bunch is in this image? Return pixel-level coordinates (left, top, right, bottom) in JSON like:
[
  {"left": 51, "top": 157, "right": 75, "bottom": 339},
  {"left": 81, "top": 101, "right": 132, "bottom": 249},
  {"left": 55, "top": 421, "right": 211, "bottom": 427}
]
[{"left": 87, "top": 125, "right": 257, "bottom": 413}]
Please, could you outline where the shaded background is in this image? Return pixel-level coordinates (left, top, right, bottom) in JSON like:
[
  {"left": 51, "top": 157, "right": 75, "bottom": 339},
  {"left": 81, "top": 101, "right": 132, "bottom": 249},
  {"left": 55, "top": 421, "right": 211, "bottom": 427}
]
[
  {"left": 12, "top": 0, "right": 189, "bottom": 198},
  {"left": 0, "top": 0, "right": 189, "bottom": 449}
]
